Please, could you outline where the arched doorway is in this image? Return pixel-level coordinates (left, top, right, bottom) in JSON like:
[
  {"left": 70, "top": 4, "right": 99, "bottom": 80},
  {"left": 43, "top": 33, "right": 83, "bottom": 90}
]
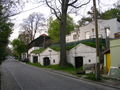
[{"left": 43, "top": 57, "right": 50, "bottom": 66}]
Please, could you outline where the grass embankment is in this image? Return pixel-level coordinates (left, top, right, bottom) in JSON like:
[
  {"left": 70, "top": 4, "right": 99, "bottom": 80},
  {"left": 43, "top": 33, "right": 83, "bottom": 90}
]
[
  {"left": 27, "top": 63, "right": 99, "bottom": 81},
  {"left": 27, "top": 63, "right": 76, "bottom": 74}
]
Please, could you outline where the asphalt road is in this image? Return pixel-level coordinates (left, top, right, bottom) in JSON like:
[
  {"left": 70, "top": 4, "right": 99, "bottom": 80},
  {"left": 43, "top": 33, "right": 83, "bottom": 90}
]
[{"left": 1, "top": 56, "right": 117, "bottom": 90}]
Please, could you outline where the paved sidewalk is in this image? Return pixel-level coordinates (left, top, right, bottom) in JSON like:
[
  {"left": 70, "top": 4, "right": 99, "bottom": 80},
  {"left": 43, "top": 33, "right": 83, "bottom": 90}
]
[{"left": 41, "top": 68, "right": 120, "bottom": 89}]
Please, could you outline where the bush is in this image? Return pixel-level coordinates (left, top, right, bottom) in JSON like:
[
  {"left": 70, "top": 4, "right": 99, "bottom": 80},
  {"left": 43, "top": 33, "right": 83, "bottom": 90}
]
[{"left": 85, "top": 73, "right": 101, "bottom": 81}]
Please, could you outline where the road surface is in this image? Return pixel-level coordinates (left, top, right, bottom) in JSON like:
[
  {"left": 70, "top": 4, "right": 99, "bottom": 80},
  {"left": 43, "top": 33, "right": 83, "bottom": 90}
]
[{"left": 1, "top": 56, "right": 117, "bottom": 90}]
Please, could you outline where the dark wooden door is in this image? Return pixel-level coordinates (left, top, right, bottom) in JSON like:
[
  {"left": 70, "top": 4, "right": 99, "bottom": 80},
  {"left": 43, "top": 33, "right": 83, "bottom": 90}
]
[
  {"left": 33, "top": 56, "right": 38, "bottom": 63},
  {"left": 43, "top": 57, "right": 50, "bottom": 66},
  {"left": 75, "top": 56, "right": 83, "bottom": 68}
]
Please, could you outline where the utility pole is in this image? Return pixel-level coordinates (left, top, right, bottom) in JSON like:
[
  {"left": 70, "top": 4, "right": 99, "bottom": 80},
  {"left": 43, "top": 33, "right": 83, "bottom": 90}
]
[{"left": 93, "top": 0, "right": 100, "bottom": 80}]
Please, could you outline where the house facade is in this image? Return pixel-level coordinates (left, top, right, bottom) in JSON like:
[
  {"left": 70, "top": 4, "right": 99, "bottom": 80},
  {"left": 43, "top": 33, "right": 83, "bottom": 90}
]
[
  {"left": 30, "top": 48, "right": 60, "bottom": 66},
  {"left": 67, "top": 43, "right": 96, "bottom": 68},
  {"left": 39, "top": 48, "right": 60, "bottom": 65},
  {"left": 66, "top": 18, "right": 120, "bottom": 43},
  {"left": 110, "top": 38, "right": 120, "bottom": 68},
  {"left": 108, "top": 38, "right": 120, "bottom": 78}
]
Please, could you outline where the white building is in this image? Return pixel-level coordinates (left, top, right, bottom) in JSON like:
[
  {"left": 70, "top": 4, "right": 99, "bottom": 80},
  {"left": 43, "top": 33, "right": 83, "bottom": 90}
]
[
  {"left": 67, "top": 43, "right": 96, "bottom": 68},
  {"left": 30, "top": 47, "right": 60, "bottom": 66},
  {"left": 66, "top": 18, "right": 120, "bottom": 43},
  {"left": 30, "top": 43, "right": 96, "bottom": 69}
]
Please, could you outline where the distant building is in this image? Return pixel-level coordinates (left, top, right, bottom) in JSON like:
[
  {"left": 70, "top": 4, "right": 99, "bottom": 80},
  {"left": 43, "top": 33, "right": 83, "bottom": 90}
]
[
  {"left": 66, "top": 18, "right": 120, "bottom": 43},
  {"left": 108, "top": 38, "right": 120, "bottom": 78},
  {"left": 110, "top": 38, "right": 120, "bottom": 68},
  {"left": 27, "top": 35, "right": 51, "bottom": 61}
]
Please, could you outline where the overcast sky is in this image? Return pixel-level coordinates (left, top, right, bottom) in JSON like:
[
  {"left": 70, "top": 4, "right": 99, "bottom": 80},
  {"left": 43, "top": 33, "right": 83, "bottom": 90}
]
[{"left": 9, "top": 0, "right": 118, "bottom": 42}]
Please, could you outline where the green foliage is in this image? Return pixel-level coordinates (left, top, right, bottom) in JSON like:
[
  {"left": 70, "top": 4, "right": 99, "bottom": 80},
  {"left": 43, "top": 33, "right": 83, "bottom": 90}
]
[
  {"left": 48, "top": 16, "right": 75, "bottom": 42},
  {"left": 78, "top": 6, "right": 120, "bottom": 27},
  {"left": 49, "top": 46, "right": 60, "bottom": 51},
  {"left": 101, "top": 8, "right": 120, "bottom": 19},
  {"left": 49, "top": 38, "right": 105, "bottom": 52},
  {"left": 11, "top": 39, "right": 27, "bottom": 59},
  {"left": 27, "top": 62, "right": 75, "bottom": 74},
  {"left": 0, "top": 4, "right": 13, "bottom": 63},
  {"left": 31, "top": 48, "right": 45, "bottom": 54},
  {"left": 78, "top": 17, "right": 92, "bottom": 27},
  {"left": 85, "top": 73, "right": 101, "bottom": 81}
]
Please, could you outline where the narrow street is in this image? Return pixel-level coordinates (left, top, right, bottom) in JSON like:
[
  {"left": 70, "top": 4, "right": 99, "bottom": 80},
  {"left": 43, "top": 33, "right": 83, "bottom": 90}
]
[{"left": 1, "top": 56, "right": 117, "bottom": 90}]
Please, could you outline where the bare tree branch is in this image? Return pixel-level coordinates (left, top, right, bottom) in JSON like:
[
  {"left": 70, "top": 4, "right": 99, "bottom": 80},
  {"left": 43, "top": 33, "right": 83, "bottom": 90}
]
[
  {"left": 45, "top": 0, "right": 61, "bottom": 20},
  {"left": 58, "top": 0, "right": 62, "bottom": 4},
  {"left": 21, "top": 12, "right": 45, "bottom": 41},
  {"left": 68, "top": 0, "right": 78, "bottom": 5},
  {"left": 68, "top": 0, "right": 91, "bottom": 8}
]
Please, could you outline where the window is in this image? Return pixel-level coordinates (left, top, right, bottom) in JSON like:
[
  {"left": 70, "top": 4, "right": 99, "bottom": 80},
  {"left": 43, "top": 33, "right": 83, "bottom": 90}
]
[
  {"left": 85, "top": 31, "right": 90, "bottom": 39},
  {"left": 89, "top": 59, "right": 91, "bottom": 62},
  {"left": 105, "top": 27, "right": 110, "bottom": 37},
  {"left": 106, "top": 28, "right": 110, "bottom": 37},
  {"left": 73, "top": 34, "right": 77, "bottom": 40}
]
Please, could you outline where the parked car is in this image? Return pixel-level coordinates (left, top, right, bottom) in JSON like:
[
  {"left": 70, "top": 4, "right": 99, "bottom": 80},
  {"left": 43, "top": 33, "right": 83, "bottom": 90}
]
[{"left": 22, "top": 58, "right": 29, "bottom": 62}]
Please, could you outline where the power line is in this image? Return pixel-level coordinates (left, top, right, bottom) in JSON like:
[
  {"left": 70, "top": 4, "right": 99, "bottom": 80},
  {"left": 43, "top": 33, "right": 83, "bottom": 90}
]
[{"left": 10, "top": 3, "right": 46, "bottom": 17}]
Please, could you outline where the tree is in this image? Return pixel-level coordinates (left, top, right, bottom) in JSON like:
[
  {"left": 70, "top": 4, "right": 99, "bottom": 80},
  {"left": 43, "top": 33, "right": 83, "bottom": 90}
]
[
  {"left": 48, "top": 16, "right": 75, "bottom": 42},
  {"left": 77, "top": 6, "right": 120, "bottom": 27},
  {"left": 77, "top": 17, "right": 92, "bottom": 27},
  {"left": 20, "top": 12, "right": 45, "bottom": 41},
  {"left": 77, "top": 7, "right": 103, "bottom": 27},
  {"left": 43, "top": 0, "right": 91, "bottom": 67},
  {"left": 0, "top": 0, "right": 13, "bottom": 64},
  {"left": 11, "top": 39, "right": 27, "bottom": 59},
  {"left": 1, "top": 0, "right": 25, "bottom": 17},
  {"left": 18, "top": 31, "right": 32, "bottom": 45},
  {"left": 101, "top": 8, "right": 120, "bottom": 20}
]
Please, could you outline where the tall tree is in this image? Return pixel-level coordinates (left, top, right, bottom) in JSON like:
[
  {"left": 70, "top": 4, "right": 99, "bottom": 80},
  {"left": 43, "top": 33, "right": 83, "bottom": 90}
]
[
  {"left": 20, "top": 12, "right": 45, "bottom": 41},
  {"left": 48, "top": 16, "right": 75, "bottom": 42},
  {"left": 43, "top": 0, "right": 91, "bottom": 67},
  {"left": 0, "top": 0, "right": 13, "bottom": 63}
]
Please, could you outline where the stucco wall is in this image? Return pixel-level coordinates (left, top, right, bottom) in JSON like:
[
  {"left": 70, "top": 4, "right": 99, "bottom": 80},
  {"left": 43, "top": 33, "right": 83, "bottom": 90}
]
[
  {"left": 110, "top": 39, "right": 120, "bottom": 67},
  {"left": 39, "top": 48, "right": 60, "bottom": 65},
  {"left": 66, "top": 18, "right": 120, "bottom": 43},
  {"left": 67, "top": 44, "right": 96, "bottom": 67}
]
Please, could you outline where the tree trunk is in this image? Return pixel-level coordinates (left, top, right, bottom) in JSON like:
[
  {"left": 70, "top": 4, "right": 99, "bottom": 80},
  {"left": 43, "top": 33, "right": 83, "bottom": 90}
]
[{"left": 59, "top": 0, "right": 68, "bottom": 67}]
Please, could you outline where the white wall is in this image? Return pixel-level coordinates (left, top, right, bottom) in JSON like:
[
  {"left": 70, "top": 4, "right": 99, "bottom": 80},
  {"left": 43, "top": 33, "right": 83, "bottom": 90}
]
[
  {"left": 67, "top": 44, "right": 96, "bottom": 67},
  {"left": 66, "top": 18, "right": 120, "bottom": 43},
  {"left": 31, "top": 48, "right": 60, "bottom": 65},
  {"left": 29, "top": 53, "right": 39, "bottom": 63}
]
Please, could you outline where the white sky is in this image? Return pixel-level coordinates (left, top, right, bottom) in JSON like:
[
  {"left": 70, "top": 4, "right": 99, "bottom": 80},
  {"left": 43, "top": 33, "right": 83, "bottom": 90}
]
[{"left": 9, "top": 0, "right": 118, "bottom": 42}]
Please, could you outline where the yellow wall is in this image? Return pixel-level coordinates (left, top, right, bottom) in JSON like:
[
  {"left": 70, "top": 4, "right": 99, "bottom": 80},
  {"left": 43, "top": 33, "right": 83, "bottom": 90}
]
[{"left": 106, "top": 53, "right": 111, "bottom": 72}]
